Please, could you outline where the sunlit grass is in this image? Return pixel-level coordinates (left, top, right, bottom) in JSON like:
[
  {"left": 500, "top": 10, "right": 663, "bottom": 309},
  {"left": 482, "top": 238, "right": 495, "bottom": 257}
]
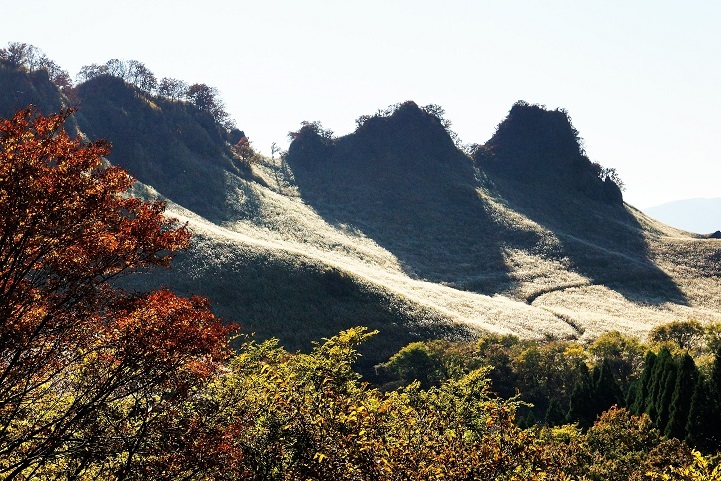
[{"left": 128, "top": 150, "right": 721, "bottom": 364}]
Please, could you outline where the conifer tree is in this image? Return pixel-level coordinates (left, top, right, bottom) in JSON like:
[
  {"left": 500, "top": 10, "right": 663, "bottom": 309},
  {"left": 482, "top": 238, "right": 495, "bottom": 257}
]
[
  {"left": 711, "top": 344, "right": 721, "bottom": 403},
  {"left": 708, "top": 345, "right": 721, "bottom": 444},
  {"left": 593, "top": 358, "right": 625, "bottom": 414},
  {"left": 630, "top": 350, "right": 656, "bottom": 414},
  {"left": 567, "top": 363, "right": 595, "bottom": 429},
  {"left": 518, "top": 410, "right": 537, "bottom": 429},
  {"left": 685, "top": 376, "right": 715, "bottom": 451},
  {"left": 545, "top": 398, "right": 566, "bottom": 427},
  {"left": 625, "top": 381, "right": 639, "bottom": 409},
  {"left": 644, "top": 348, "right": 672, "bottom": 423},
  {"left": 655, "top": 361, "right": 677, "bottom": 433},
  {"left": 665, "top": 354, "right": 698, "bottom": 440}
]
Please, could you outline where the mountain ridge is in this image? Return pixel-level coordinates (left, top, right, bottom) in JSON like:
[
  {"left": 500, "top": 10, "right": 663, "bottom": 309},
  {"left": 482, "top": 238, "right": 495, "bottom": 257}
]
[{"left": 2, "top": 60, "right": 720, "bottom": 370}]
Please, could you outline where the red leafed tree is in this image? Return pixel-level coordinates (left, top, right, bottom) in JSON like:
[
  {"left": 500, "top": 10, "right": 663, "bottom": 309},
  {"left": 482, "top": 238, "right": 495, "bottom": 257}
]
[{"left": 0, "top": 107, "right": 232, "bottom": 478}]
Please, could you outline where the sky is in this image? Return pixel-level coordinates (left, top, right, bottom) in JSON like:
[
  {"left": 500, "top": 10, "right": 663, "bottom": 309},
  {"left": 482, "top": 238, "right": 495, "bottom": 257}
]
[{"left": 2, "top": 0, "right": 720, "bottom": 209}]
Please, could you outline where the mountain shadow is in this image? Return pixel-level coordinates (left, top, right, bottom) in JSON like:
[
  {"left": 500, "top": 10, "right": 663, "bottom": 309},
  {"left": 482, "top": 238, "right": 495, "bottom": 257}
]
[
  {"left": 286, "top": 101, "right": 538, "bottom": 293},
  {"left": 73, "top": 75, "right": 258, "bottom": 223},
  {"left": 0, "top": 59, "right": 78, "bottom": 132},
  {"left": 286, "top": 101, "right": 687, "bottom": 306},
  {"left": 474, "top": 102, "right": 687, "bottom": 305},
  {"left": 119, "top": 236, "right": 475, "bottom": 378}
]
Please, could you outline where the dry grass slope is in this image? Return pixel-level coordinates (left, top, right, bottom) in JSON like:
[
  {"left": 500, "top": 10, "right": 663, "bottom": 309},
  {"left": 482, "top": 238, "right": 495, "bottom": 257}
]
[
  {"left": 126, "top": 145, "right": 721, "bottom": 370},
  {"left": 3, "top": 65, "right": 717, "bottom": 368}
]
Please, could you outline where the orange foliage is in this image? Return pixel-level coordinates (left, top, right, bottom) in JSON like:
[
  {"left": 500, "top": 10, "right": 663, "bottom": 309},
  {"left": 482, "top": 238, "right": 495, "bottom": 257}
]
[{"left": 0, "top": 107, "right": 231, "bottom": 478}]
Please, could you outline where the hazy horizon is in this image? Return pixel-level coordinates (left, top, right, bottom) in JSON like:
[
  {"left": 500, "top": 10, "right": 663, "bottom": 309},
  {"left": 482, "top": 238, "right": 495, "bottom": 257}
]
[{"left": 642, "top": 197, "right": 721, "bottom": 234}]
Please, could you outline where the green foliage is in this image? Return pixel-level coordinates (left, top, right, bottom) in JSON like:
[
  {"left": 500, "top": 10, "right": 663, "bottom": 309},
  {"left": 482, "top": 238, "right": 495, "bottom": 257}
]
[
  {"left": 650, "top": 320, "right": 706, "bottom": 354},
  {"left": 538, "top": 407, "right": 696, "bottom": 481},
  {"left": 655, "top": 357, "right": 678, "bottom": 434},
  {"left": 583, "top": 407, "right": 663, "bottom": 481},
  {"left": 631, "top": 350, "right": 657, "bottom": 414},
  {"left": 378, "top": 341, "right": 444, "bottom": 389},
  {"left": 545, "top": 398, "right": 567, "bottom": 427},
  {"left": 207, "top": 327, "right": 554, "bottom": 480},
  {"left": 666, "top": 354, "right": 699, "bottom": 440},
  {"left": 645, "top": 450, "right": 721, "bottom": 480},
  {"left": 589, "top": 330, "right": 645, "bottom": 390},
  {"left": 381, "top": 321, "right": 721, "bottom": 455},
  {"left": 644, "top": 348, "right": 674, "bottom": 422},
  {"left": 513, "top": 340, "right": 589, "bottom": 410},
  {"left": 628, "top": 343, "right": 721, "bottom": 450},
  {"left": 593, "top": 359, "right": 625, "bottom": 412},
  {"left": 685, "top": 375, "right": 716, "bottom": 450},
  {"left": 567, "top": 363, "right": 596, "bottom": 429}
]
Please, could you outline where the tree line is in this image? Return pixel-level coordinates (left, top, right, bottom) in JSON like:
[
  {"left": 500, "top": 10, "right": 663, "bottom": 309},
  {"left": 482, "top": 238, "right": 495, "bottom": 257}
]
[
  {"left": 0, "top": 42, "right": 236, "bottom": 131},
  {"left": 379, "top": 320, "right": 721, "bottom": 453}
]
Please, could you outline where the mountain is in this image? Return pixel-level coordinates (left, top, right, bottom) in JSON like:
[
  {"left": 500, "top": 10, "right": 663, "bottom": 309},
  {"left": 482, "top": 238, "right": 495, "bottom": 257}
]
[
  {"left": 3, "top": 60, "right": 721, "bottom": 373},
  {"left": 475, "top": 101, "right": 623, "bottom": 205},
  {"left": 643, "top": 198, "right": 721, "bottom": 235}
]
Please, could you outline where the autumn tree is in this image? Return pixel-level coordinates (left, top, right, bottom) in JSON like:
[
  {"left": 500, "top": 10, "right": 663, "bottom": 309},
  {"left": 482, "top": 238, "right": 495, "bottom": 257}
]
[
  {"left": 158, "top": 77, "right": 189, "bottom": 101},
  {"left": 37, "top": 56, "right": 73, "bottom": 90},
  {"left": 589, "top": 330, "right": 645, "bottom": 391},
  {"left": 210, "top": 327, "right": 557, "bottom": 480},
  {"left": 649, "top": 320, "right": 705, "bottom": 353},
  {"left": 105, "top": 58, "right": 129, "bottom": 79},
  {"left": 126, "top": 59, "right": 157, "bottom": 93},
  {"left": 76, "top": 63, "right": 109, "bottom": 83},
  {"left": 0, "top": 107, "right": 231, "bottom": 478},
  {"left": 0, "top": 42, "right": 41, "bottom": 69},
  {"left": 185, "top": 83, "right": 235, "bottom": 130},
  {"left": 76, "top": 58, "right": 158, "bottom": 94},
  {"left": 184, "top": 83, "right": 213, "bottom": 110},
  {"left": 0, "top": 42, "right": 72, "bottom": 90}
]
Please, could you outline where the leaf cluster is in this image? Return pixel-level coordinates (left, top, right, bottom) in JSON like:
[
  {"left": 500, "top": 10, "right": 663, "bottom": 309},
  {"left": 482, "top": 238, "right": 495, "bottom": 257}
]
[{"left": 0, "top": 107, "right": 232, "bottom": 479}]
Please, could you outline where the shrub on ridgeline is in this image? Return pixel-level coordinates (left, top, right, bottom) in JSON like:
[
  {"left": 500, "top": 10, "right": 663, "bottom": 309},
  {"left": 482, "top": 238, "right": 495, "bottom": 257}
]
[
  {"left": 285, "top": 120, "right": 335, "bottom": 164},
  {"left": 0, "top": 41, "right": 72, "bottom": 90}
]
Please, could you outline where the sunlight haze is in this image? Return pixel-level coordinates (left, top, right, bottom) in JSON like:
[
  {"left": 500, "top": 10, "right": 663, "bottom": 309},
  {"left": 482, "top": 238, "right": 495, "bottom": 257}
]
[{"left": 2, "top": 0, "right": 719, "bottom": 208}]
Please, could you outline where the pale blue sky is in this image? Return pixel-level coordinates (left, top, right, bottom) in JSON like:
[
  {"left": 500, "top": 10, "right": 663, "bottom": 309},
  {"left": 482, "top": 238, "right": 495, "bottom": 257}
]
[{"left": 3, "top": 0, "right": 720, "bottom": 208}]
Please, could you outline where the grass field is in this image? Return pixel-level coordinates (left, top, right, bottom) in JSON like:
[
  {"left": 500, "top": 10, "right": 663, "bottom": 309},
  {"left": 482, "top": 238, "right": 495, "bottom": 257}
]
[
  {"left": 124, "top": 147, "right": 721, "bottom": 372},
  {"left": 4, "top": 58, "right": 720, "bottom": 374}
]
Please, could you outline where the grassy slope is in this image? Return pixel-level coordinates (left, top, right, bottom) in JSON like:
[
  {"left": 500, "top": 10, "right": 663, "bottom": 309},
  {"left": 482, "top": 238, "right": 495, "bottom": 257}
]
[
  {"left": 136, "top": 147, "right": 721, "bottom": 355},
  {"left": 3, "top": 66, "right": 720, "bottom": 368},
  {"left": 277, "top": 102, "right": 721, "bottom": 342}
]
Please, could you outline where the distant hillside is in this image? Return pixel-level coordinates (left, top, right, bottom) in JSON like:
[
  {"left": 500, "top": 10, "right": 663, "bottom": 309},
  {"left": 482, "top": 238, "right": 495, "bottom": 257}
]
[
  {"left": 643, "top": 198, "right": 721, "bottom": 234},
  {"left": 3, "top": 60, "right": 721, "bottom": 371}
]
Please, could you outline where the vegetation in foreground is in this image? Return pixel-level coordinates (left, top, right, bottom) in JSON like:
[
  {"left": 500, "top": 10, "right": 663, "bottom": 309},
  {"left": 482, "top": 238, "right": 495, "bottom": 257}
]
[
  {"left": 380, "top": 319, "right": 721, "bottom": 448},
  {"left": 2, "top": 105, "right": 721, "bottom": 479}
]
